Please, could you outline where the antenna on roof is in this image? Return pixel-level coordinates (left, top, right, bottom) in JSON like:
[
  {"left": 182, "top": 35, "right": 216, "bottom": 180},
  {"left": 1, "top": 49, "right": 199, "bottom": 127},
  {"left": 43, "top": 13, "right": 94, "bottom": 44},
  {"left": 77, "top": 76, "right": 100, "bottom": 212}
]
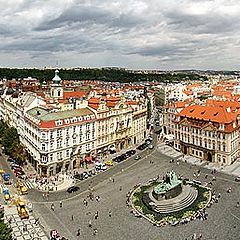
[{"left": 56, "top": 60, "right": 59, "bottom": 69}]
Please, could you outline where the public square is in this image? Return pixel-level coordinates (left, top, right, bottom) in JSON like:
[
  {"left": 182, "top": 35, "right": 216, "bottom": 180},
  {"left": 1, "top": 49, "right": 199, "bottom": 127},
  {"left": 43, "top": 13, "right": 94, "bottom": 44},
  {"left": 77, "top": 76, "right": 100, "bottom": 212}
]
[{"left": 30, "top": 146, "right": 240, "bottom": 240}]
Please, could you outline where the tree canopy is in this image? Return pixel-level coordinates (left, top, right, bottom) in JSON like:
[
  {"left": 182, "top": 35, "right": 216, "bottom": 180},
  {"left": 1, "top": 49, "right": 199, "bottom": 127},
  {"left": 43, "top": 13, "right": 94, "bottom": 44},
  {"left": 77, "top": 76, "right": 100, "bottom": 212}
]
[
  {"left": 0, "top": 68, "right": 206, "bottom": 83},
  {"left": 0, "top": 121, "right": 26, "bottom": 165},
  {"left": 0, "top": 211, "right": 12, "bottom": 240}
]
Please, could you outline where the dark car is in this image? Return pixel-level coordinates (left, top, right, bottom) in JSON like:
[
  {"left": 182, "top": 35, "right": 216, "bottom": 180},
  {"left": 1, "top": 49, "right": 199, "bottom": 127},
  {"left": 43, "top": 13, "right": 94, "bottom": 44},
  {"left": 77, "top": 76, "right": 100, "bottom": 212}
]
[
  {"left": 121, "top": 154, "right": 128, "bottom": 160},
  {"left": 67, "top": 186, "right": 80, "bottom": 193},
  {"left": 74, "top": 174, "right": 84, "bottom": 180},
  {"left": 113, "top": 156, "right": 122, "bottom": 163},
  {"left": 129, "top": 149, "right": 136, "bottom": 155}
]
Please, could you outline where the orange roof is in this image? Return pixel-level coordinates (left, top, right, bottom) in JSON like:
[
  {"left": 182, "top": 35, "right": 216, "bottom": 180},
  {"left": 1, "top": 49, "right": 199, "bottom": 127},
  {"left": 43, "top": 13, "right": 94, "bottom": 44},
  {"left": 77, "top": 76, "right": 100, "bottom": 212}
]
[
  {"left": 63, "top": 91, "right": 86, "bottom": 100},
  {"left": 179, "top": 105, "right": 236, "bottom": 124},
  {"left": 106, "top": 96, "right": 120, "bottom": 101},
  {"left": 175, "top": 101, "right": 185, "bottom": 108},
  {"left": 88, "top": 103, "right": 99, "bottom": 110},
  {"left": 88, "top": 97, "right": 100, "bottom": 104},
  {"left": 127, "top": 100, "right": 138, "bottom": 105}
]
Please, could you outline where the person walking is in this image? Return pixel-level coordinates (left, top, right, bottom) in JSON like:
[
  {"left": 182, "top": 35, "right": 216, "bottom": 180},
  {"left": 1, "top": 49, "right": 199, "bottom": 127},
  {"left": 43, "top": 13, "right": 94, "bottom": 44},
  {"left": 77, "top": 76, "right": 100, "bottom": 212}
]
[
  {"left": 60, "top": 201, "right": 62, "bottom": 208},
  {"left": 71, "top": 215, "right": 74, "bottom": 221},
  {"left": 88, "top": 219, "right": 92, "bottom": 228},
  {"left": 76, "top": 228, "right": 81, "bottom": 236},
  {"left": 51, "top": 203, "right": 54, "bottom": 211},
  {"left": 109, "top": 209, "right": 112, "bottom": 217},
  {"left": 93, "top": 228, "right": 98, "bottom": 236}
]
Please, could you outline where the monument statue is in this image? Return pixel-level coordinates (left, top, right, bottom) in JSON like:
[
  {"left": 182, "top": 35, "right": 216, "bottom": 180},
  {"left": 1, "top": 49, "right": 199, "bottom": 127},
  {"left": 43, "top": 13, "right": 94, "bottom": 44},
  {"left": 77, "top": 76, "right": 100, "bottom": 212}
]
[{"left": 153, "top": 170, "right": 183, "bottom": 200}]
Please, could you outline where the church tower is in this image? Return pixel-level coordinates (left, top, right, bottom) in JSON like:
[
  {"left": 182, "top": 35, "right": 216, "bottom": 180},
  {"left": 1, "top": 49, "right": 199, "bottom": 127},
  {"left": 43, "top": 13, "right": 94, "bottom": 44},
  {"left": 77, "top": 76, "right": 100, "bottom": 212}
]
[{"left": 50, "top": 69, "right": 63, "bottom": 98}]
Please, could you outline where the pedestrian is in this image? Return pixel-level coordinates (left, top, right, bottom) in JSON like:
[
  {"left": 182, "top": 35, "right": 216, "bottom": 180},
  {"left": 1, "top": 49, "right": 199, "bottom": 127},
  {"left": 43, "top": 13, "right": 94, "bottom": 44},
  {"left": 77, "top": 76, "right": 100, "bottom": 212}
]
[
  {"left": 119, "top": 186, "right": 122, "bottom": 191},
  {"left": 71, "top": 215, "right": 74, "bottom": 221},
  {"left": 77, "top": 228, "right": 81, "bottom": 236},
  {"left": 93, "top": 228, "right": 98, "bottom": 236},
  {"left": 23, "top": 224, "right": 27, "bottom": 232},
  {"left": 51, "top": 203, "right": 54, "bottom": 211},
  {"left": 60, "top": 201, "right": 62, "bottom": 208},
  {"left": 96, "top": 195, "right": 100, "bottom": 202},
  {"left": 109, "top": 209, "right": 112, "bottom": 217},
  {"left": 236, "top": 201, "right": 240, "bottom": 208},
  {"left": 7, "top": 216, "right": 12, "bottom": 224},
  {"left": 35, "top": 218, "right": 39, "bottom": 225},
  {"left": 94, "top": 211, "right": 98, "bottom": 220},
  {"left": 88, "top": 219, "right": 92, "bottom": 228},
  {"left": 112, "top": 178, "right": 115, "bottom": 183}
]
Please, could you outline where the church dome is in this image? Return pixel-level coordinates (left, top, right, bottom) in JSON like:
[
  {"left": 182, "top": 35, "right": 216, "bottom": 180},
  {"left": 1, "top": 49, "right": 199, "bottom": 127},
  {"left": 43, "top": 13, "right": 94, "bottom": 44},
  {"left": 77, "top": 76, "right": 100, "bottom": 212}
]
[{"left": 52, "top": 69, "right": 61, "bottom": 85}]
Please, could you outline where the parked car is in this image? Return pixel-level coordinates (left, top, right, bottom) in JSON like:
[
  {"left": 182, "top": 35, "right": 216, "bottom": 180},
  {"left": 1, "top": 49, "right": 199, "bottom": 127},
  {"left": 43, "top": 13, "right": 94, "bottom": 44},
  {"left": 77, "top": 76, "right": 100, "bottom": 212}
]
[
  {"left": 67, "top": 186, "right": 80, "bottom": 193},
  {"left": 7, "top": 157, "right": 16, "bottom": 163},
  {"left": 105, "top": 160, "right": 113, "bottom": 166},
  {"left": 82, "top": 171, "right": 89, "bottom": 178},
  {"left": 74, "top": 174, "right": 84, "bottom": 181},
  {"left": 134, "top": 155, "right": 141, "bottom": 160},
  {"left": 11, "top": 166, "right": 22, "bottom": 172},
  {"left": 14, "top": 169, "right": 25, "bottom": 176},
  {"left": 130, "top": 149, "right": 136, "bottom": 155},
  {"left": 95, "top": 162, "right": 107, "bottom": 171},
  {"left": 113, "top": 156, "right": 122, "bottom": 163}
]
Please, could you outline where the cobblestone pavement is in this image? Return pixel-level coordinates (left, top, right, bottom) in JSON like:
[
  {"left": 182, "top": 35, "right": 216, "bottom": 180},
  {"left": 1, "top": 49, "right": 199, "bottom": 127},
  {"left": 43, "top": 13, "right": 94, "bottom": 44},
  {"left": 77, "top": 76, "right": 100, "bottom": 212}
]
[{"left": 4, "top": 207, "right": 48, "bottom": 240}]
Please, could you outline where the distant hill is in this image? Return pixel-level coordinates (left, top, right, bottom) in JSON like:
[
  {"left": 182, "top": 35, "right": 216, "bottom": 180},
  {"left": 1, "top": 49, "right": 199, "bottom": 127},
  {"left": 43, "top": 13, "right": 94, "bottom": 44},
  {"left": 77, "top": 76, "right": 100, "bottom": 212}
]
[{"left": 0, "top": 68, "right": 206, "bottom": 83}]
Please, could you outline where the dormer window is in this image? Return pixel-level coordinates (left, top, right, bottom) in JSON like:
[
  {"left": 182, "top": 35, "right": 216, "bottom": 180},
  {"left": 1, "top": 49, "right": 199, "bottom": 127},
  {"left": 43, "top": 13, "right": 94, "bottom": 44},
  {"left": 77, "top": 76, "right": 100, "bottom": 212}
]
[{"left": 219, "top": 124, "right": 225, "bottom": 130}]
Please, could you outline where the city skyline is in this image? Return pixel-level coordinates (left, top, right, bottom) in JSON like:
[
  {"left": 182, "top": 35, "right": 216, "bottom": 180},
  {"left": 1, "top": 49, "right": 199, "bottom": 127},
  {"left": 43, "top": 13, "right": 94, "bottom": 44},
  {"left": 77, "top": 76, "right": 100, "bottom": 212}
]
[{"left": 1, "top": 0, "right": 240, "bottom": 70}]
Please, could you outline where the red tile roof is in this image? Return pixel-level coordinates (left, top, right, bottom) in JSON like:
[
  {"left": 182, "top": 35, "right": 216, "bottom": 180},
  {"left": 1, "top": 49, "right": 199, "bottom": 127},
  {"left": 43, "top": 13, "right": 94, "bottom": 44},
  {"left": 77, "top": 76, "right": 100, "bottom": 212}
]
[
  {"left": 63, "top": 91, "right": 86, "bottom": 100},
  {"left": 179, "top": 105, "right": 236, "bottom": 124}
]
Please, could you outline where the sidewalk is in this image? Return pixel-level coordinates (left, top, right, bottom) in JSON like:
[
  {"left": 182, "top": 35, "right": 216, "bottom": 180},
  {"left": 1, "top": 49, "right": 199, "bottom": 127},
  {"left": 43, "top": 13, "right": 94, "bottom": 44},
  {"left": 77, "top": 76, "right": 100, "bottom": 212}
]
[
  {"left": 3, "top": 204, "right": 48, "bottom": 240},
  {"left": 157, "top": 142, "right": 240, "bottom": 177}
]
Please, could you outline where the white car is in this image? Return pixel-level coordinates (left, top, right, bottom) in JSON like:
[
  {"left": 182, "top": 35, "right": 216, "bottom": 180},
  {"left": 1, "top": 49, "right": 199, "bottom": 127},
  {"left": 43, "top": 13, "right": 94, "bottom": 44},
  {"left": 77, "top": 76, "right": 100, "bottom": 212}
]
[{"left": 134, "top": 155, "right": 141, "bottom": 160}]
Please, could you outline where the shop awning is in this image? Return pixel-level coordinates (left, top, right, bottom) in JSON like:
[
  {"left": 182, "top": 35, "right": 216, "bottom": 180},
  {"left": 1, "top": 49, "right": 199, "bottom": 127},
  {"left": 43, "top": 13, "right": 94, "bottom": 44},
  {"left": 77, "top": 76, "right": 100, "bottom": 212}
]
[{"left": 85, "top": 156, "right": 93, "bottom": 162}]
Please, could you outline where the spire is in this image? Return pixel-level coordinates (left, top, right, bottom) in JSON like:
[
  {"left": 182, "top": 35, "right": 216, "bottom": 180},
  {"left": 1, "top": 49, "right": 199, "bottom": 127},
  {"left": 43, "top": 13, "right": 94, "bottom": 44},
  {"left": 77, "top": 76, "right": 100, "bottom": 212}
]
[{"left": 52, "top": 69, "right": 61, "bottom": 85}]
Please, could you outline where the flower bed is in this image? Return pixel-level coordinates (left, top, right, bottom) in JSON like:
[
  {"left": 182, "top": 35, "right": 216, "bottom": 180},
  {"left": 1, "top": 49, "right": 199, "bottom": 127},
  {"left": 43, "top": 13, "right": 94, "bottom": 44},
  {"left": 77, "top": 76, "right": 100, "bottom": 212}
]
[{"left": 130, "top": 181, "right": 211, "bottom": 225}]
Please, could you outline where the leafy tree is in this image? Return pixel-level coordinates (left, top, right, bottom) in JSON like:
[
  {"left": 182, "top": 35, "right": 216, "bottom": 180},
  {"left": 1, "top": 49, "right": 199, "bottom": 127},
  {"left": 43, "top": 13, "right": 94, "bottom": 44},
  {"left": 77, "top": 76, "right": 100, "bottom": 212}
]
[
  {"left": 11, "top": 142, "right": 27, "bottom": 165},
  {"left": 1, "top": 127, "right": 18, "bottom": 155},
  {"left": 0, "top": 211, "right": 12, "bottom": 240}
]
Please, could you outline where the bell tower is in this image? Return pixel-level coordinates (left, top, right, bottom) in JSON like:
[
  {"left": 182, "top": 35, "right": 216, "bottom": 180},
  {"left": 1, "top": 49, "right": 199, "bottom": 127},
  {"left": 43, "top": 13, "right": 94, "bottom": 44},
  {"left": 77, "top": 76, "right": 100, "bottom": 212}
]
[{"left": 50, "top": 69, "right": 63, "bottom": 98}]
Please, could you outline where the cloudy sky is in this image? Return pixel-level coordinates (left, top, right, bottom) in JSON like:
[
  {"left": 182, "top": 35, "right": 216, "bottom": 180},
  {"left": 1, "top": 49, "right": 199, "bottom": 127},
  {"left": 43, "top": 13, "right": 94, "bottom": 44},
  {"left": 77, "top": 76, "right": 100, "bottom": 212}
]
[{"left": 1, "top": 0, "right": 240, "bottom": 70}]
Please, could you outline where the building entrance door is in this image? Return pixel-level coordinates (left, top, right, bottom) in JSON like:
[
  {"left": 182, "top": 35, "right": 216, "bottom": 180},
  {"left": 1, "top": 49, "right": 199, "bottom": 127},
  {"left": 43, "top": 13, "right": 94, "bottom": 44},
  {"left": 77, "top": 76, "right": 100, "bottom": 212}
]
[
  {"left": 183, "top": 146, "right": 188, "bottom": 155},
  {"left": 207, "top": 152, "right": 212, "bottom": 162}
]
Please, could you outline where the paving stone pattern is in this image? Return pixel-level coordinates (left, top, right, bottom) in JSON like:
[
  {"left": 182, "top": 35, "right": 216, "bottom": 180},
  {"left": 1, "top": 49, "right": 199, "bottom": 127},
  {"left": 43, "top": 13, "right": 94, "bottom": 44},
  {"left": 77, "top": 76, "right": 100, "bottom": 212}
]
[{"left": 4, "top": 213, "right": 48, "bottom": 240}]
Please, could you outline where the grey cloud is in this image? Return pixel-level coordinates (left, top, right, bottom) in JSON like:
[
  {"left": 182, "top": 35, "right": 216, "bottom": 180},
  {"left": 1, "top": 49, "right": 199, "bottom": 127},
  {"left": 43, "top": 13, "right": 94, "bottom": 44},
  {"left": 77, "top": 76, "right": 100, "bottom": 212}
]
[
  {"left": 164, "top": 10, "right": 240, "bottom": 34},
  {"left": 0, "top": 0, "right": 240, "bottom": 70}
]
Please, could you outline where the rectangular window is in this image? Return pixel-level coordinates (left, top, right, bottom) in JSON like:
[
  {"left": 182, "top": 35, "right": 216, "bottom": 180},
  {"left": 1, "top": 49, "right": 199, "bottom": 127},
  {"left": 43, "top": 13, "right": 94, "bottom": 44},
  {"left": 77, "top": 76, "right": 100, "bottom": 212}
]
[
  {"left": 57, "top": 129, "right": 62, "bottom": 137},
  {"left": 66, "top": 138, "right": 69, "bottom": 147},
  {"left": 66, "top": 149, "right": 70, "bottom": 157},
  {"left": 42, "top": 144, "right": 46, "bottom": 151}
]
